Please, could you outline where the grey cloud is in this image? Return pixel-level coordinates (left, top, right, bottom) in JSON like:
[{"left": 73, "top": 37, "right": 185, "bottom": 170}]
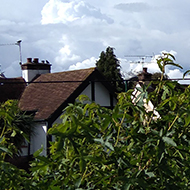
[
  {"left": 75, "top": 2, "right": 114, "bottom": 24},
  {"left": 1, "top": 0, "right": 190, "bottom": 79},
  {"left": 114, "top": 2, "right": 150, "bottom": 13}
]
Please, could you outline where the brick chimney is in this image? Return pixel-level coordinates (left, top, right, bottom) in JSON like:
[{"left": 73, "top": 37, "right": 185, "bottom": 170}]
[
  {"left": 138, "top": 67, "right": 154, "bottom": 92},
  {"left": 138, "top": 67, "right": 152, "bottom": 82},
  {"left": 21, "top": 58, "right": 51, "bottom": 83}
]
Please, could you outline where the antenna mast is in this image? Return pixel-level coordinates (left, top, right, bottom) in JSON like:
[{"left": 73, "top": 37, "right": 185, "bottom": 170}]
[
  {"left": 0, "top": 40, "right": 22, "bottom": 65},
  {"left": 124, "top": 55, "right": 154, "bottom": 69},
  {"left": 15, "top": 40, "right": 22, "bottom": 65}
]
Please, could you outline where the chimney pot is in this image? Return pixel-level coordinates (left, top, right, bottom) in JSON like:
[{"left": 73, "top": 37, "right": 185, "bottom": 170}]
[
  {"left": 27, "top": 58, "right": 32, "bottom": 63},
  {"left": 33, "top": 58, "right": 39, "bottom": 63},
  {"left": 143, "top": 67, "right": 147, "bottom": 73}
]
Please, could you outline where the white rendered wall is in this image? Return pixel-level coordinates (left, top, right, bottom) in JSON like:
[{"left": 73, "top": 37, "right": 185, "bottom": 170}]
[
  {"left": 81, "top": 82, "right": 117, "bottom": 107},
  {"left": 22, "top": 69, "right": 50, "bottom": 83},
  {"left": 94, "top": 82, "right": 111, "bottom": 106},
  {"left": 80, "top": 84, "right": 91, "bottom": 99},
  {"left": 30, "top": 122, "right": 47, "bottom": 156}
]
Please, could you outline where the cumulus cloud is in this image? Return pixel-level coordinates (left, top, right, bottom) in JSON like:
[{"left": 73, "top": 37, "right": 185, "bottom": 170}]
[
  {"left": 167, "top": 69, "right": 183, "bottom": 79},
  {"left": 41, "top": 0, "right": 113, "bottom": 24},
  {"left": 54, "top": 44, "right": 81, "bottom": 69},
  {"left": 0, "top": 0, "right": 190, "bottom": 83},
  {"left": 68, "top": 57, "right": 96, "bottom": 70},
  {"left": 166, "top": 69, "right": 190, "bottom": 84}
]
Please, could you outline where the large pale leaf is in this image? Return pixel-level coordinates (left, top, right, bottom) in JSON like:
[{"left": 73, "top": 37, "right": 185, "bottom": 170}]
[{"left": 162, "top": 137, "right": 177, "bottom": 147}]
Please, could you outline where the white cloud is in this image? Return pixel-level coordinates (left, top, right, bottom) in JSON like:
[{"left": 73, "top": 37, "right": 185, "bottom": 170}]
[
  {"left": 4, "top": 61, "right": 21, "bottom": 78},
  {"left": 41, "top": 0, "right": 113, "bottom": 24},
  {"left": 167, "top": 69, "right": 183, "bottom": 79},
  {"left": 166, "top": 69, "right": 190, "bottom": 84},
  {"left": 54, "top": 45, "right": 81, "bottom": 67},
  {"left": 68, "top": 57, "right": 96, "bottom": 70},
  {"left": 0, "top": 0, "right": 190, "bottom": 81}
]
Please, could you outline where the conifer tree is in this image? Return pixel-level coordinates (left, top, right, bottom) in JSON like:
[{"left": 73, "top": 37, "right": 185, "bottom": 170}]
[{"left": 96, "top": 46, "right": 124, "bottom": 92}]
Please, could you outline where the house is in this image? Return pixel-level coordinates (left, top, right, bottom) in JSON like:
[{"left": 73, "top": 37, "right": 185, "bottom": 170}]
[
  {"left": 18, "top": 58, "right": 117, "bottom": 156},
  {"left": 0, "top": 76, "right": 26, "bottom": 103}
]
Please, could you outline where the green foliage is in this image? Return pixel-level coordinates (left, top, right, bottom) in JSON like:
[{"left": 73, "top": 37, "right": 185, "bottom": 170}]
[
  {"left": 1, "top": 53, "right": 190, "bottom": 189},
  {"left": 0, "top": 160, "right": 36, "bottom": 190},
  {"left": 0, "top": 100, "right": 36, "bottom": 190},
  {"left": 156, "top": 52, "right": 183, "bottom": 74},
  {"left": 0, "top": 100, "right": 34, "bottom": 155},
  {"left": 96, "top": 46, "right": 124, "bottom": 92},
  {"left": 152, "top": 72, "right": 169, "bottom": 81},
  {"left": 183, "top": 70, "right": 190, "bottom": 79},
  {"left": 30, "top": 53, "right": 190, "bottom": 189}
]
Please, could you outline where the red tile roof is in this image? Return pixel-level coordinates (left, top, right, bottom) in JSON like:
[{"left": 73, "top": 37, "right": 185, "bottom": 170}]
[
  {"left": 19, "top": 68, "right": 96, "bottom": 121},
  {"left": 0, "top": 77, "right": 26, "bottom": 103}
]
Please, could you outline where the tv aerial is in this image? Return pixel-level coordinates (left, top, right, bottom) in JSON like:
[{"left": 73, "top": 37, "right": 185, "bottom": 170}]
[
  {"left": 124, "top": 54, "right": 154, "bottom": 69},
  {"left": 0, "top": 40, "right": 22, "bottom": 65}
]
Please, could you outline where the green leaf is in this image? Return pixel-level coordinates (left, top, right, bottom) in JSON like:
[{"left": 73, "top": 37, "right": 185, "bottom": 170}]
[
  {"left": 168, "top": 53, "right": 176, "bottom": 61},
  {"left": 158, "top": 98, "right": 171, "bottom": 108},
  {"left": 185, "top": 113, "right": 190, "bottom": 126},
  {"left": 49, "top": 186, "right": 61, "bottom": 190},
  {"left": 136, "top": 87, "right": 143, "bottom": 93},
  {"left": 57, "top": 137, "right": 64, "bottom": 151},
  {"left": 165, "top": 62, "right": 183, "bottom": 69},
  {"left": 145, "top": 170, "right": 155, "bottom": 178},
  {"left": 94, "top": 137, "right": 104, "bottom": 145},
  {"left": 33, "top": 145, "right": 44, "bottom": 157},
  {"left": 74, "top": 177, "right": 82, "bottom": 189},
  {"left": 162, "top": 137, "right": 177, "bottom": 147},
  {"left": 35, "top": 155, "right": 51, "bottom": 164},
  {"left": 0, "top": 145, "right": 11, "bottom": 154},
  {"left": 105, "top": 141, "right": 114, "bottom": 151},
  {"left": 79, "top": 158, "right": 86, "bottom": 173},
  {"left": 183, "top": 70, "right": 190, "bottom": 79},
  {"left": 159, "top": 152, "right": 165, "bottom": 163},
  {"left": 11, "top": 130, "right": 17, "bottom": 137},
  {"left": 122, "top": 183, "right": 132, "bottom": 190},
  {"left": 157, "top": 58, "right": 163, "bottom": 72}
]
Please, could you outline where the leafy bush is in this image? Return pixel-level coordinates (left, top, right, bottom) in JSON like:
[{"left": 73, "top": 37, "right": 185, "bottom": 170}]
[
  {"left": 0, "top": 100, "right": 35, "bottom": 190},
  {"left": 1, "top": 53, "right": 190, "bottom": 189},
  {"left": 0, "top": 100, "right": 34, "bottom": 155},
  {"left": 31, "top": 53, "right": 190, "bottom": 189}
]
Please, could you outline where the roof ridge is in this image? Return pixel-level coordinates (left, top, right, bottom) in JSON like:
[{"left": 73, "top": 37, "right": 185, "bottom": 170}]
[{"left": 50, "top": 67, "right": 96, "bottom": 75}]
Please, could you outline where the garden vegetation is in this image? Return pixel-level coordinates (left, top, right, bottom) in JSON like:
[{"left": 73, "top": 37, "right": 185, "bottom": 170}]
[{"left": 0, "top": 53, "right": 190, "bottom": 189}]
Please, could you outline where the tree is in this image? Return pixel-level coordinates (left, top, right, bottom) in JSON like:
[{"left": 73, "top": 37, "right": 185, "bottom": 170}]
[
  {"left": 96, "top": 46, "right": 124, "bottom": 92},
  {"left": 0, "top": 100, "right": 36, "bottom": 190},
  {"left": 0, "top": 100, "right": 34, "bottom": 156}
]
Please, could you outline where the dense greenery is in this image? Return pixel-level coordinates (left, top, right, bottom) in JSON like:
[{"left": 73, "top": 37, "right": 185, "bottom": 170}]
[
  {"left": 0, "top": 100, "right": 35, "bottom": 190},
  {"left": 0, "top": 100, "right": 34, "bottom": 156},
  {"left": 1, "top": 53, "right": 190, "bottom": 189},
  {"left": 96, "top": 46, "right": 124, "bottom": 92}
]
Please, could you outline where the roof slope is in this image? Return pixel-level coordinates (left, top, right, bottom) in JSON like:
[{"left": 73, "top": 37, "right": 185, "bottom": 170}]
[
  {"left": 19, "top": 68, "right": 96, "bottom": 121},
  {"left": 0, "top": 77, "right": 26, "bottom": 103}
]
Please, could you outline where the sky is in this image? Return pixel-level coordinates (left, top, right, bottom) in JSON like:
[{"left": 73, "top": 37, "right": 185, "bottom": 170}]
[{"left": 0, "top": 0, "right": 190, "bottom": 82}]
